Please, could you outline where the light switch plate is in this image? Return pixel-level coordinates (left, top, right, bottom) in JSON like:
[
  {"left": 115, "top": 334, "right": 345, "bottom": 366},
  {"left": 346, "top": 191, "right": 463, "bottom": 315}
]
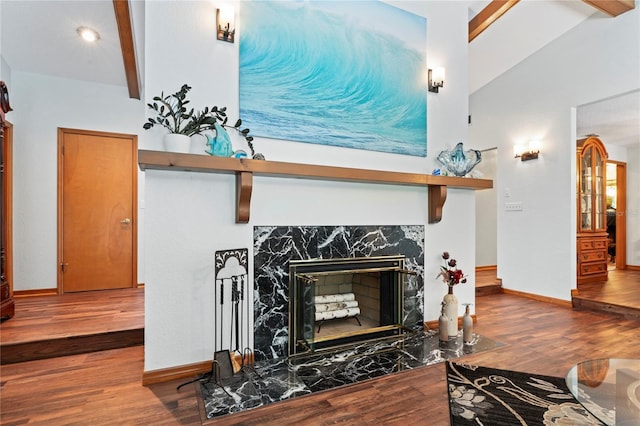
[{"left": 505, "top": 202, "right": 523, "bottom": 211}]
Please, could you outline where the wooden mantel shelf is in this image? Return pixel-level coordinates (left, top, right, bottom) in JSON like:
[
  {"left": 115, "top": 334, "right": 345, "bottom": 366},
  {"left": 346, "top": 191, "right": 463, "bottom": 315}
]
[{"left": 138, "top": 150, "right": 493, "bottom": 224}]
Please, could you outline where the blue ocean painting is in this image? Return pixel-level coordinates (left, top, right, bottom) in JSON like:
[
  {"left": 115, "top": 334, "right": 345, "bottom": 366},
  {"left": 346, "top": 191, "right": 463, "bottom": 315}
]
[{"left": 239, "top": 1, "right": 427, "bottom": 157}]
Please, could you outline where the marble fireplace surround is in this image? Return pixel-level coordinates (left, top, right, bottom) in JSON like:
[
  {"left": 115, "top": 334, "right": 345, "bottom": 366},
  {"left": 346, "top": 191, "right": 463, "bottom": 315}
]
[{"left": 253, "top": 225, "right": 425, "bottom": 361}]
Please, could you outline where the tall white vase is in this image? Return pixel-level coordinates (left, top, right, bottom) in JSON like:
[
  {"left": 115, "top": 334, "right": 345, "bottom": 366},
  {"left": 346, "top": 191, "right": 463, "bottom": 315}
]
[
  {"left": 443, "top": 288, "right": 458, "bottom": 338},
  {"left": 163, "top": 133, "right": 191, "bottom": 153},
  {"left": 463, "top": 303, "right": 473, "bottom": 344},
  {"left": 438, "top": 304, "right": 449, "bottom": 342}
]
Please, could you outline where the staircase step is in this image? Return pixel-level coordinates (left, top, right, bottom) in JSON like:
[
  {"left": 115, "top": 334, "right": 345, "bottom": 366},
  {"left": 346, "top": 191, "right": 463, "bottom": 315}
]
[
  {"left": 571, "top": 297, "right": 640, "bottom": 321},
  {"left": 476, "top": 283, "right": 502, "bottom": 297},
  {"left": 1, "top": 328, "right": 143, "bottom": 365}
]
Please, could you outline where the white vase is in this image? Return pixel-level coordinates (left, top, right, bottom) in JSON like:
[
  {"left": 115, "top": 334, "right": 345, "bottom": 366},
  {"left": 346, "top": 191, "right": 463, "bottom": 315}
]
[
  {"left": 438, "top": 310, "right": 449, "bottom": 342},
  {"left": 163, "top": 134, "right": 191, "bottom": 153},
  {"left": 463, "top": 304, "right": 473, "bottom": 344},
  {"left": 189, "top": 134, "right": 208, "bottom": 154},
  {"left": 443, "top": 289, "right": 458, "bottom": 338}
]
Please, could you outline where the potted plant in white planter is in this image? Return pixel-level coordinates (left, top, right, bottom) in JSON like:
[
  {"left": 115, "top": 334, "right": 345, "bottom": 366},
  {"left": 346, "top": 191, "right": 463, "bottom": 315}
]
[
  {"left": 143, "top": 84, "right": 226, "bottom": 153},
  {"left": 144, "top": 84, "right": 264, "bottom": 158}
]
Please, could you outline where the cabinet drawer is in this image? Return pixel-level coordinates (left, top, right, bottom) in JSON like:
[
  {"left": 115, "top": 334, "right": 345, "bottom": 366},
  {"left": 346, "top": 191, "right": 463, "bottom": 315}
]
[
  {"left": 593, "top": 239, "right": 608, "bottom": 250},
  {"left": 579, "top": 240, "right": 594, "bottom": 250},
  {"left": 580, "top": 262, "right": 607, "bottom": 276},
  {"left": 580, "top": 250, "right": 606, "bottom": 262}
]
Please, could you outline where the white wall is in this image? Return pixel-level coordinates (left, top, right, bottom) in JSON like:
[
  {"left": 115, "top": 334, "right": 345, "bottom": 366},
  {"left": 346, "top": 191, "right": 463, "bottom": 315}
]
[
  {"left": 0, "top": 56, "right": 10, "bottom": 86},
  {"left": 10, "top": 72, "right": 145, "bottom": 290},
  {"left": 475, "top": 148, "right": 497, "bottom": 267},
  {"left": 601, "top": 140, "right": 640, "bottom": 267},
  {"left": 627, "top": 146, "right": 640, "bottom": 266},
  {"left": 469, "top": 6, "right": 640, "bottom": 299},
  {"left": 143, "top": 0, "right": 477, "bottom": 371}
]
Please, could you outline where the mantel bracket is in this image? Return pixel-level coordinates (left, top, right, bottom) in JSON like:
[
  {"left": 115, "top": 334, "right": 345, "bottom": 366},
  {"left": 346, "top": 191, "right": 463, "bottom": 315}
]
[
  {"left": 236, "top": 171, "right": 253, "bottom": 223},
  {"left": 428, "top": 185, "right": 447, "bottom": 224}
]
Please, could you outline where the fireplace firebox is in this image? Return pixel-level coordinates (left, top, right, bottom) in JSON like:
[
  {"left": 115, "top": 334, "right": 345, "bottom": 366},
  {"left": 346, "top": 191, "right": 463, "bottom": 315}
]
[{"left": 289, "top": 255, "right": 414, "bottom": 356}]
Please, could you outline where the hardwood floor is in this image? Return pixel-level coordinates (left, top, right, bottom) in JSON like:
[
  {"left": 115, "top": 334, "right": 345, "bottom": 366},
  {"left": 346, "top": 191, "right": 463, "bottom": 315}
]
[
  {"left": 1, "top": 273, "right": 638, "bottom": 425},
  {"left": 573, "top": 267, "right": 640, "bottom": 319},
  {"left": 0, "top": 288, "right": 144, "bottom": 364},
  {"left": 475, "top": 268, "right": 502, "bottom": 296},
  {"left": 476, "top": 266, "right": 640, "bottom": 319}
]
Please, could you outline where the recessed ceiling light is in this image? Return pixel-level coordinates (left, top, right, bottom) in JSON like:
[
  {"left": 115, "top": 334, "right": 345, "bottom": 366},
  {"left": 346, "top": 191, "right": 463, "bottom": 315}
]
[{"left": 77, "top": 26, "right": 100, "bottom": 43}]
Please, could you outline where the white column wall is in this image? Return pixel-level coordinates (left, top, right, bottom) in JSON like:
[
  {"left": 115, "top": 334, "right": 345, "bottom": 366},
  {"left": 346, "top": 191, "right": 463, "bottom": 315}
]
[
  {"left": 143, "top": 0, "right": 476, "bottom": 371},
  {"left": 627, "top": 146, "right": 640, "bottom": 266}
]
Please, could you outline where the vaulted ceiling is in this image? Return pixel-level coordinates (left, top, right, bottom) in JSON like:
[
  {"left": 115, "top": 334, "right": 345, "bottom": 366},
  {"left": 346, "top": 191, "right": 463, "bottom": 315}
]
[
  {"left": 0, "top": 0, "right": 637, "bottom": 146},
  {"left": 467, "top": 0, "right": 638, "bottom": 147}
]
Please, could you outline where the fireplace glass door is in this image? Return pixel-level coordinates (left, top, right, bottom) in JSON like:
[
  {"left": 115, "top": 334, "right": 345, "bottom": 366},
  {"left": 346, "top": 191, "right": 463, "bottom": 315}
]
[{"left": 288, "top": 255, "right": 410, "bottom": 356}]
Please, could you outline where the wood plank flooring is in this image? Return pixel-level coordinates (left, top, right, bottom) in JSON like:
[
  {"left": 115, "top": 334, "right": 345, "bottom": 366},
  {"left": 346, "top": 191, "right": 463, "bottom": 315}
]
[
  {"left": 573, "top": 267, "right": 640, "bottom": 319},
  {"left": 1, "top": 276, "right": 639, "bottom": 425},
  {"left": 475, "top": 268, "right": 502, "bottom": 296},
  {"left": 0, "top": 288, "right": 144, "bottom": 364}
]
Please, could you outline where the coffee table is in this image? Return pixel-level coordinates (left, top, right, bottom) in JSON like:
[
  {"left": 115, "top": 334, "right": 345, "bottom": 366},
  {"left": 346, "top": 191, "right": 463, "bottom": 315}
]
[{"left": 565, "top": 358, "right": 640, "bottom": 426}]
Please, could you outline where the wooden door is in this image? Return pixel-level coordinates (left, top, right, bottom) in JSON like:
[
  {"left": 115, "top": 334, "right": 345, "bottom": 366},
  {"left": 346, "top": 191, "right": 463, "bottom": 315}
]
[
  {"left": 58, "top": 128, "right": 137, "bottom": 293},
  {"left": 608, "top": 160, "right": 627, "bottom": 268}
]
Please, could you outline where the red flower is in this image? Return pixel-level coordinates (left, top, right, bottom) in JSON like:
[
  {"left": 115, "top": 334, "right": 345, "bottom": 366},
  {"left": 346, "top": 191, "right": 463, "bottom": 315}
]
[{"left": 437, "top": 251, "right": 467, "bottom": 288}]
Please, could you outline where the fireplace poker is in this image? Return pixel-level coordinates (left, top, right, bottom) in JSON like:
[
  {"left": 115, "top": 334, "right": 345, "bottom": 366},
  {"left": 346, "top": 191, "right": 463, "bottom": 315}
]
[{"left": 219, "top": 278, "right": 225, "bottom": 351}]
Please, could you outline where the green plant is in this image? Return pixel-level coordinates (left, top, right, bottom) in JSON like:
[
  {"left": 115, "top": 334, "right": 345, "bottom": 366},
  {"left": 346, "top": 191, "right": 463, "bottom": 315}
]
[
  {"left": 143, "top": 84, "right": 226, "bottom": 137},
  {"left": 143, "top": 84, "right": 262, "bottom": 159}
]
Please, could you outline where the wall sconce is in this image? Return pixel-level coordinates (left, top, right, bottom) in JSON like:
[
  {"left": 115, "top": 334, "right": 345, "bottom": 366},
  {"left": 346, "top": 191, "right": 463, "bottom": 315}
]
[
  {"left": 514, "top": 140, "right": 541, "bottom": 161},
  {"left": 428, "top": 67, "right": 445, "bottom": 93},
  {"left": 217, "top": 7, "right": 235, "bottom": 43}
]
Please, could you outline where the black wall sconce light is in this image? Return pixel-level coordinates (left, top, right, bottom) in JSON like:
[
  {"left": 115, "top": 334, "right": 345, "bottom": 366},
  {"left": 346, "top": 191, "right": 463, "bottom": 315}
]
[
  {"left": 514, "top": 140, "right": 541, "bottom": 161},
  {"left": 217, "top": 7, "right": 235, "bottom": 43},
  {"left": 428, "top": 67, "right": 445, "bottom": 93}
]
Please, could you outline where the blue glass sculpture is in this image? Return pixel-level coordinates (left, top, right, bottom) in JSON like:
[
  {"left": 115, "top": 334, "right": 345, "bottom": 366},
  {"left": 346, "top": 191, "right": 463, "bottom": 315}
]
[
  {"left": 436, "top": 142, "right": 482, "bottom": 177},
  {"left": 205, "top": 122, "right": 233, "bottom": 157}
]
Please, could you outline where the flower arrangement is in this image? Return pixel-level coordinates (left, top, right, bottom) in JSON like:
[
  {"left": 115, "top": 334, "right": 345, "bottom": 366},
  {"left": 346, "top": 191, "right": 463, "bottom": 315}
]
[{"left": 437, "top": 251, "right": 467, "bottom": 289}]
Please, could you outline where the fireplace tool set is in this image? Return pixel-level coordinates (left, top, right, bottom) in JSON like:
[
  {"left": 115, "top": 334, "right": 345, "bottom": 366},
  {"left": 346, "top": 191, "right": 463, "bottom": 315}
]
[{"left": 177, "top": 249, "right": 259, "bottom": 392}]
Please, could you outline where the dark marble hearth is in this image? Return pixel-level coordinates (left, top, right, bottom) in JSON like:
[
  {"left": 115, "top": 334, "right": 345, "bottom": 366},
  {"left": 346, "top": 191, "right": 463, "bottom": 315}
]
[{"left": 199, "top": 330, "right": 502, "bottom": 420}]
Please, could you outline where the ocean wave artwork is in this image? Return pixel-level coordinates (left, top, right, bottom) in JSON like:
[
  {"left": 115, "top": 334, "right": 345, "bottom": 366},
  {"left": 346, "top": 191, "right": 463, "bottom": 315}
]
[{"left": 239, "top": 1, "right": 427, "bottom": 157}]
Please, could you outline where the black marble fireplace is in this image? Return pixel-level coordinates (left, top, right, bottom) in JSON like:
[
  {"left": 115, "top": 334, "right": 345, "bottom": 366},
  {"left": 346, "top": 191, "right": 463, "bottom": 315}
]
[{"left": 253, "top": 225, "right": 424, "bottom": 361}]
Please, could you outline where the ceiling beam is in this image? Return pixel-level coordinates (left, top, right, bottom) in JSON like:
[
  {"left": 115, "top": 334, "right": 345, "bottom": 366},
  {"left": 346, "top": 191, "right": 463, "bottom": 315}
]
[
  {"left": 469, "top": 0, "right": 520, "bottom": 43},
  {"left": 581, "top": 0, "right": 635, "bottom": 17},
  {"left": 113, "top": 0, "right": 140, "bottom": 100}
]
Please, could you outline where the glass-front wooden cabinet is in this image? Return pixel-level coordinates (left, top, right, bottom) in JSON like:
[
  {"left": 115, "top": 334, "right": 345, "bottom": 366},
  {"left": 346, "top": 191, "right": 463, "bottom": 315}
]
[
  {"left": 0, "top": 81, "right": 14, "bottom": 321},
  {"left": 576, "top": 136, "right": 608, "bottom": 284}
]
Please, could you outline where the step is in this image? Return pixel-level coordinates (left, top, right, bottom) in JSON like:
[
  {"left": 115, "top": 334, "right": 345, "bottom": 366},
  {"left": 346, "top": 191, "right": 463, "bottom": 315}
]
[{"left": 0, "top": 328, "right": 144, "bottom": 365}]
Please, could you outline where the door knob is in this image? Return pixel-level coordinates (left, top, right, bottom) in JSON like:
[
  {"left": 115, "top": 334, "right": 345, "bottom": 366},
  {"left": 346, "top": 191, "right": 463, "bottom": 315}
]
[{"left": 120, "top": 218, "right": 131, "bottom": 225}]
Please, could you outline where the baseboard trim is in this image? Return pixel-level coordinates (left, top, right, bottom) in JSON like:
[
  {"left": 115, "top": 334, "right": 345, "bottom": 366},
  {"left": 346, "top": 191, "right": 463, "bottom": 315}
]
[
  {"left": 143, "top": 352, "right": 258, "bottom": 386},
  {"left": 143, "top": 360, "right": 212, "bottom": 386},
  {"left": 15, "top": 286, "right": 143, "bottom": 297},
  {"left": 475, "top": 265, "right": 497, "bottom": 272},
  {"left": 627, "top": 265, "right": 640, "bottom": 271},
  {"left": 502, "top": 288, "right": 572, "bottom": 307},
  {"left": 424, "top": 314, "right": 476, "bottom": 331},
  {"left": 14, "top": 288, "right": 58, "bottom": 297}
]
